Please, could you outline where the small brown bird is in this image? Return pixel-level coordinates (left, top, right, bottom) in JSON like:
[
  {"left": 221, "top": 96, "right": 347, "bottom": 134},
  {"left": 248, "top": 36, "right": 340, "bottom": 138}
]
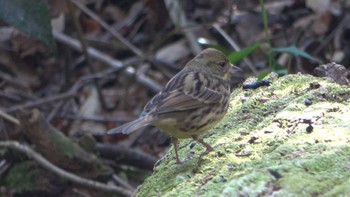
[{"left": 107, "top": 48, "right": 242, "bottom": 164}]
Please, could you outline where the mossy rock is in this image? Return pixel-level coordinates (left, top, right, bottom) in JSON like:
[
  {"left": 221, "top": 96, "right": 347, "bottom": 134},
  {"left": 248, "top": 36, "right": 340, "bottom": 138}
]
[{"left": 136, "top": 74, "right": 350, "bottom": 196}]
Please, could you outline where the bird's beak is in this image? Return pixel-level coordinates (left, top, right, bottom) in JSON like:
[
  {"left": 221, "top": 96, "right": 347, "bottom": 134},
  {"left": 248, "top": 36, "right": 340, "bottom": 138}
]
[
  {"left": 228, "top": 64, "right": 245, "bottom": 90},
  {"left": 230, "top": 64, "right": 242, "bottom": 73}
]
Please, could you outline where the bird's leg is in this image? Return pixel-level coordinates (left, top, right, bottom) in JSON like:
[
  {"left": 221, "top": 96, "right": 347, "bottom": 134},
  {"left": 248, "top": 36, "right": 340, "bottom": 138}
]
[
  {"left": 192, "top": 135, "right": 214, "bottom": 155},
  {"left": 172, "top": 137, "right": 183, "bottom": 164}
]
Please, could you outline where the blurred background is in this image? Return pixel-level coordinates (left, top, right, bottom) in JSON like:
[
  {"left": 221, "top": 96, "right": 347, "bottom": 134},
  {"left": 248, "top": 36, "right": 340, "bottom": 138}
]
[{"left": 0, "top": 0, "right": 349, "bottom": 196}]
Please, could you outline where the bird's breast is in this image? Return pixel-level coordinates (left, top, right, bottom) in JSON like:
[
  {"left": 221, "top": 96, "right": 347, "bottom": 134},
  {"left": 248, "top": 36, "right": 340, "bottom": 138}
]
[{"left": 153, "top": 100, "right": 229, "bottom": 139}]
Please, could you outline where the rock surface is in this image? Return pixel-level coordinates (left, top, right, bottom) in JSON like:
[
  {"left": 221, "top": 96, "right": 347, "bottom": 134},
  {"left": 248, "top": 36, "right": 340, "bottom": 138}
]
[{"left": 136, "top": 74, "right": 350, "bottom": 196}]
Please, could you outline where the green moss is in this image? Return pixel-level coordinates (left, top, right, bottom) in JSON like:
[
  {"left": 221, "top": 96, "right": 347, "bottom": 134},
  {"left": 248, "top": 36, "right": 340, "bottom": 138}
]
[
  {"left": 50, "top": 126, "right": 84, "bottom": 159},
  {"left": 4, "top": 162, "right": 38, "bottom": 193},
  {"left": 136, "top": 74, "right": 350, "bottom": 196},
  {"left": 3, "top": 161, "right": 68, "bottom": 195},
  {"left": 276, "top": 146, "right": 350, "bottom": 196}
]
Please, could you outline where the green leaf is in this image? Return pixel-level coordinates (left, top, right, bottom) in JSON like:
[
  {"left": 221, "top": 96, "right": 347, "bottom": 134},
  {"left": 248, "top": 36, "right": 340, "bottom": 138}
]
[
  {"left": 229, "top": 43, "right": 260, "bottom": 64},
  {"left": 270, "top": 46, "right": 322, "bottom": 64},
  {"left": 0, "top": 0, "right": 56, "bottom": 53}
]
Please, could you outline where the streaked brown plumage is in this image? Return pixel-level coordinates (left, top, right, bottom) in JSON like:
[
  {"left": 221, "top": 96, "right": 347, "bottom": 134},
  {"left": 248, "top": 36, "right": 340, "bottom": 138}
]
[{"left": 107, "top": 48, "right": 242, "bottom": 164}]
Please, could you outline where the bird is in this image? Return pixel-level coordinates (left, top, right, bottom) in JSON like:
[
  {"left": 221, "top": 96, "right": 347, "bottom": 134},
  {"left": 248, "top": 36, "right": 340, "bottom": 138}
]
[{"left": 107, "top": 48, "right": 242, "bottom": 164}]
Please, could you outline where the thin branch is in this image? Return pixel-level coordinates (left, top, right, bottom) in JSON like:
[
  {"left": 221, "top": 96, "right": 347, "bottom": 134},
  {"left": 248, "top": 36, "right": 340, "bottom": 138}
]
[
  {"left": 0, "top": 91, "right": 21, "bottom": 102},
  {"left": 53, "top": 30, "right": 163, "bottom": 92},
  {"left": 312, "top": 14, "right": 350, "bottom": 55},
  {"left": 0, "top": 110, "right": 20, "bottom": 125},
  {"left": 0, "top": 140, "right": 133, "bottom": 196},
  {"left": 5, "top": 91, "right": 77, "bottom": 113},
  {"left": 53, "top": 30, "right": 124, "bottom": 69},
  {"left": 61, "top": 114, "right": 133, "bottom": 123},
  {"left": 164, "top": 0, "right": 202, "bottom": 55},
  {"left": 212, "top": 23, "right": 258, "bottom": 75},
  {"left": 112, "top": 174, "right": 135, "bottom": 191},
  {"left": 3, "top": 59, "right": 151, "bottom": 113},
  {"left": 4, "top": 68, "right": 98, "bottom": 113},
  {"left": 47, "top": 100, "right": 64, "bottom": 122},
  {"left": 70, "top": 0, "right": 145, "bottom": 58},
  {"left": 0, "top": 159, "right": 11, "bottom": 176},
  {"left": 96, "top": 143, "right": 158, "bottom": 170},
  {"left": 67, "top": 1, "right": 109, "bottom": 110},
  {"left": 0, "top": 70, "right": 29, "bottom": 89}
]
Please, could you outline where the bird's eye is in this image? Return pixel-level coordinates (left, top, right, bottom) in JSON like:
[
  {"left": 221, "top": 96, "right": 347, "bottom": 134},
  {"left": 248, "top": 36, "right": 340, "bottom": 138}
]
[{"left": 218, "top": 61, "right": 226, "bottom": 68}]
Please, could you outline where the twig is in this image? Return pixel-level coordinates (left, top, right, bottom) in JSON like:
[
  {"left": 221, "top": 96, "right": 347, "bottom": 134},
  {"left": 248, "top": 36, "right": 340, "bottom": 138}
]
[
  {"left": 3, "top": 59, "right": 148, "bottom": 113},
  {"left": 47, "top": 101, "right": 64, "bottom": 122},
  {"left": 4, "top": 64, "right": 120, "bottom": 113},
  {"left": 227, "top": 0, "right": 234, "bottom": 26},
  {"left": 70, "top": 0, "right": 145, "bottom": 58},
  {"left": 0, "top": 109, "right": 20, "bottom": 125},
  {"left": 68, "top": 1, "right": 110, "bottom": 110},
  {"left": 0, "top": 140, "right": 133, "bottom": 196},
  {"left": 0, "top": 70, "right": 29, "bottom": 89},
  {"left": 136, "top": 70, "right": 163, "bottom": 92},
  {"left": 96, "top": 143, "right": 158, "bottom": 170},
  {"left": 72, "top": 188, "right": 92, "bottom": 197},
  {"left": 112, "top": 174, "right": 135, "bottom": 191},
  {"left": 4, "top": 69, "right": 96, "bottom": 113},
  {"left": 0, "top": 91, "right": 21, "bottom": 102},
  {"left": 164, "top": 0, "right": 202, "bottom": 55},
  {"left": 53, "top": 30, "right": 124, "bottom": 69},
  {"left": 0, "top": 159, "right": 11, "bottom": 176},
  {"left": 61, "top": 114, "right": 133, "bottom": 123},
  {"left": 312, "top": 14, "right": 350, "bottom": 55},
  {"left": 212, "top": 23, "right": 258, "bottom": 75},
  {"left": 53, "top": 30, "right": 163, "bottom": 92},
  {"left": 5, "top": 91, "right": 77, "bottom": 113}
]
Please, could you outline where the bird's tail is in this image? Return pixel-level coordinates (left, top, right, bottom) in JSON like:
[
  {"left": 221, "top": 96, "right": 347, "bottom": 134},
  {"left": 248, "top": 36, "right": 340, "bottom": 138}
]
[{"left": 107, "top": 117, "right": 152, "bottom": 135}]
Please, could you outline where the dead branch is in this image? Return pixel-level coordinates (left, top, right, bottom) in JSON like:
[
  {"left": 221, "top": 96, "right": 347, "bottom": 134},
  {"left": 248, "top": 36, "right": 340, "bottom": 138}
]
[
  {"left": 0, "top": 140, "right": 132, "bottom": 196},
  {"left": 96, "top": 143, "right": 158, "bottom": 170},
  {"left": 53, "top": 30, "right": 163, "bottom": 93},
  {"left": 164, "top": 0, "right": 201, "bottom": 55},
  {"left": 6, "top": 91, "right": 76, "bottom": 113},
  {"left": 16, "top": 109, "right": 112, "bottom": 177},
  {"left": 70, "top": 0, "right": 145, "bottom": 58},
  {"left": 0, "top": 109, "right": 20, "bottom": 125}
]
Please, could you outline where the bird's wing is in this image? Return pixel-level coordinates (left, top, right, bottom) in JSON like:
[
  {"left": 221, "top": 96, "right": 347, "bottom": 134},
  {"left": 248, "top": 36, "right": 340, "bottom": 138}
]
[{"left": 143, "top": 70, "right": 228, "bottom": 115}]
